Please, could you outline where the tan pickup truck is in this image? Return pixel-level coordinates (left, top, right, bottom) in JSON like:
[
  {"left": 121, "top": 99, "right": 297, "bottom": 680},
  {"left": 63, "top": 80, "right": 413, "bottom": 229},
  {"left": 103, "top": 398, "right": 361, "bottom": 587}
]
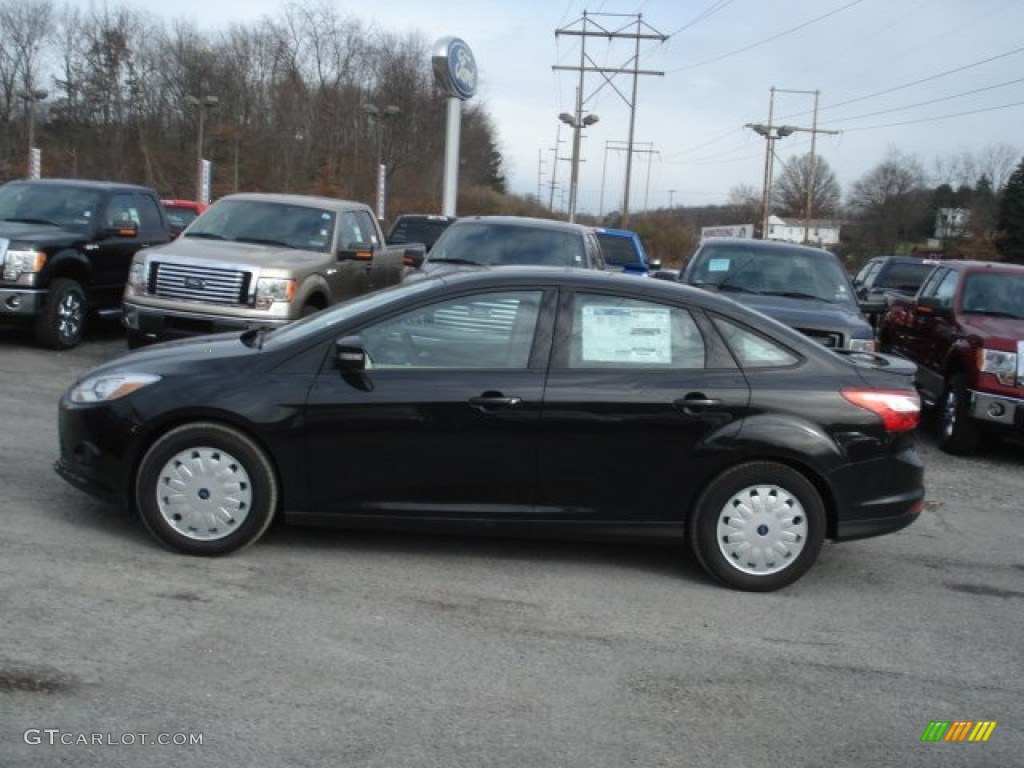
[{"left": 122, "top": 193, "right": 422, "bottom": 347}]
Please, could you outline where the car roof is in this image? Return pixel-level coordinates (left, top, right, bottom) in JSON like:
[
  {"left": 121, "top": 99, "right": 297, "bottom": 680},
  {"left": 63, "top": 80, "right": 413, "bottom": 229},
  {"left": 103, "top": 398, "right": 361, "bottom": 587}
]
[
  {"left": 695, "top": 237, "right": 839, "bottom": 261},
  {"left": 215, "top": 192, "right": 368, "bottom": 211},
  {"left": 5, "top": 178, "right": 155, "bottom": 192},
  {"left": 593, "top": 227, "right": 638, "bottom": 238},
  {"left": 945, "top": 259, "right": 1024, "bottom": 274},
  {"left": 451, "top": 215, "right": 592, "bottom": 234}
]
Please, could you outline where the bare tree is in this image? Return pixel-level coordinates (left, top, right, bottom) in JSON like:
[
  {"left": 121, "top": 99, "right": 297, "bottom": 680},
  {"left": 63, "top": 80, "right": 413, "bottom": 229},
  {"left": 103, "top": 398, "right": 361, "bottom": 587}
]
[
  {"left": 773, "top": 153, "right": 840, "bottom": 218},
  {"left": 847, "top": 148, "right": 929, "bottom": 252}
]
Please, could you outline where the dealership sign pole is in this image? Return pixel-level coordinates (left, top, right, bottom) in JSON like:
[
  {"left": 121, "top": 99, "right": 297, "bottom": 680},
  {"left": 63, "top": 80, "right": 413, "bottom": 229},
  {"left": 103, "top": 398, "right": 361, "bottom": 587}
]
[{"left": 432, "top": 37, "right": 477, "bottom": 217}]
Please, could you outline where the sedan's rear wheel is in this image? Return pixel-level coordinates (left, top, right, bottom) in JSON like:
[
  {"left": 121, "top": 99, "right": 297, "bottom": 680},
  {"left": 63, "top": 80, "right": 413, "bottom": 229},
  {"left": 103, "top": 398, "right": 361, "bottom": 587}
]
[
  {"left": 135, "top": 422, "right": 278, "bottom": 555},
  {"left": 690, "top": 462, "right": 825, "bottom": 591}
]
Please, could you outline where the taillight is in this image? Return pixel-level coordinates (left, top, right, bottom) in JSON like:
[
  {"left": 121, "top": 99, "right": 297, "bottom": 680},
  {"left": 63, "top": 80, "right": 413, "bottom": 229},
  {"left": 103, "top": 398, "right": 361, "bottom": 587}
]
[{"left": 841, "top": 388, "right": 921, "bottom": 432}]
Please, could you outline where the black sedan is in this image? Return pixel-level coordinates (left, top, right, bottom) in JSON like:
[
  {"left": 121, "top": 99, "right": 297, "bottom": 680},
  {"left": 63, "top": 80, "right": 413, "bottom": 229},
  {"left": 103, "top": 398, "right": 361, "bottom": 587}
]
[{"left": 56, "top": 267, "right": 924, "bottom": 591}]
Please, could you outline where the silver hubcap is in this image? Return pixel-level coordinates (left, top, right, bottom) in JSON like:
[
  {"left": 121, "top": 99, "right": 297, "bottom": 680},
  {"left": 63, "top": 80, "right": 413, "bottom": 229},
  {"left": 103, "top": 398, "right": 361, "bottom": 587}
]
[
  {"left": 58, "top": 292, "right": 83, "bottom": 340},
  {"left": 716, "top": 484, "right": 808, "bottom": 575},
  {"left": 156, "top": 447, "right": 253, "bottom": 541}
]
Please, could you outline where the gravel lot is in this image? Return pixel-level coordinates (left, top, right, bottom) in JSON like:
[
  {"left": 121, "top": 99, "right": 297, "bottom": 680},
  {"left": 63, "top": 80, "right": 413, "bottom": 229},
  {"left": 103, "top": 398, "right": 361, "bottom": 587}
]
[{"left": 1, "top": 322, "right": 1021, "bottom": 768}]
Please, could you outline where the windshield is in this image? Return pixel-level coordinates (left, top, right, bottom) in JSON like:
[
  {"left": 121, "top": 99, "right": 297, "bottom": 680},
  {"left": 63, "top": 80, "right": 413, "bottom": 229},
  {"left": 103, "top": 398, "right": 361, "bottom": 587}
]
[
  {"left": 186, "top": 199, "right": 336, "bottom": 253},
  {"left": 0, "top": 183, "right": 103, "bottom": 232},
  {"left": 876, "top": 261, "right": 935, "bottom": 292},
  {"left": 961, "top": 272, "right": 1024, "bottom": 318},
  {"left": 430, "top": 222, "right": 586, "bottom": 267},
  {"left": 690, "top": 244, "right": 856, "bottom": 306}
]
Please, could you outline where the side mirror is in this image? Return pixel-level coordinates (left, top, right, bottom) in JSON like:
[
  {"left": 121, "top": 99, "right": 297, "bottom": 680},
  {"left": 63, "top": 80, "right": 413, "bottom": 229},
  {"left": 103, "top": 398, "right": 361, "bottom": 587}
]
[
  {"left": 108, "top": 219, "right": 139, "bottom": 237},
  {"left": 338, "top": 241, "right": 374, "bottom": 261},
  {"left": 915, "top": 296, "right": 952, "bottom": 318},
  {"left": 648, "top": 258, "right": 662, "bottom": 271},
  {"left": 334, "top": 335, "right": 367, "bottom": 371},
  {"left": 402, "top": 245, "right": 426, "bottom": 269}
]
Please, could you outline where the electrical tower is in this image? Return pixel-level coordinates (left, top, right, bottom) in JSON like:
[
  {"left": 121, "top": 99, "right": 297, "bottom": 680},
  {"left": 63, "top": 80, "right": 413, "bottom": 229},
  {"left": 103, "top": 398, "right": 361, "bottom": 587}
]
[{"left": 553, "top": 12, "right": 666, "bottom": 227}]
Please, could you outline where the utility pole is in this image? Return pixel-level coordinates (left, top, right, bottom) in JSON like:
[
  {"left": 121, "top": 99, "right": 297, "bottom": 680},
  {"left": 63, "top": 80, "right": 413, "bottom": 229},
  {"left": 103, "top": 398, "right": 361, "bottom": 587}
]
[
  {"left": 553, "top": 12, "right": 666, "bottom": 227},
  {"left": 747, "top": 86, "right": 839, "bottom": 241}
]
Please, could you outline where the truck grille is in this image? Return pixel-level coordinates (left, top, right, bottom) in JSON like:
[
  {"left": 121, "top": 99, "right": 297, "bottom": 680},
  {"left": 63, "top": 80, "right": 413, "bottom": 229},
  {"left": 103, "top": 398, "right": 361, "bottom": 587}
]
[
  {"left": 796, "top": 328, "right": 843, "bottom": 348},
  {"left": 150, "top": 263, "right": 250, "bottom": 306}
]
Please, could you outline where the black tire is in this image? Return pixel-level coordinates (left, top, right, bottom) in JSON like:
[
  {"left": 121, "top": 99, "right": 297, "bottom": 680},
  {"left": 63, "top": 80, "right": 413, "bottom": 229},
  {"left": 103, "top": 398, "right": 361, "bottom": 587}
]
[
  {"left": 937, "top": 373, "right": 981, "bottom": 455},
  {"left": 689, "top": 462, "right": 826, "bottom": 592},
  {"left": 34, "top": 277, "right": 86, "bottom": 349},
  {"left": 135, "top": 422, "right": 279, "bottom": 556},
  {"left": 300, "top": 302, "right": 321, "bottom": 318}
]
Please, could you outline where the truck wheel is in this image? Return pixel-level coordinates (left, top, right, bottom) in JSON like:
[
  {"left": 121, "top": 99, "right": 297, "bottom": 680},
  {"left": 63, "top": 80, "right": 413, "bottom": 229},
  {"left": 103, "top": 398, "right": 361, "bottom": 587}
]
[
  {"left": 135, "top": 422, "right": 279, "bottom": 556},
  {"left": 937, "top": 373, "right": 981, "bottom": 455},
  {"left": 35, "top": 278, "right": 86, "bottom": 349},
  {"left": 689, "top": 462, "right": 825, "bottom": 592}
]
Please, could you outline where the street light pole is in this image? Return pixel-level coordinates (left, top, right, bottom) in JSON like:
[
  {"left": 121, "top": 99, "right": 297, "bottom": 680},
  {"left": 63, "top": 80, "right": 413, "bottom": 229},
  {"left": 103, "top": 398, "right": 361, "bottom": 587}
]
[
  {"left": 187, "top": 92, "right": 219, "bottom": 202},
  {"left": 558, "top": 103, "right": 599, "bottom": 223},
  {"left": 362, "top": 103, "right": 401, "bottom": 221},
  {"left": 17, "top": 88, "right": 48, "bottom": 178}
]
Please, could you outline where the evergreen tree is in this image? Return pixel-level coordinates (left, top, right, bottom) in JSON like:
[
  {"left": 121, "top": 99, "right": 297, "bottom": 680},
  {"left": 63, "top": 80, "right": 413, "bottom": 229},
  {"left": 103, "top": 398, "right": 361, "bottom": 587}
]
[{"left": 996, "top": 157, "right": 1024, "bottom": 263}]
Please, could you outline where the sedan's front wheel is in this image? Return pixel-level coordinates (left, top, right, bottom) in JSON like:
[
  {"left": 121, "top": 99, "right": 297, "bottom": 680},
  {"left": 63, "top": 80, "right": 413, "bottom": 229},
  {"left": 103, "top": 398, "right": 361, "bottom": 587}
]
[
  {"left": 135, "top": 422, "right": 278, "bottom": 555},
  {"left": 690, "top": 462, "right": 825, "bottom": 591}
]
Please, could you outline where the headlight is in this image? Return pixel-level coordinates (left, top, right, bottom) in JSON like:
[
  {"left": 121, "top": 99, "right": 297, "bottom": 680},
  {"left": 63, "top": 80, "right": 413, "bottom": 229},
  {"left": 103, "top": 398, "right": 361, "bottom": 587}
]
[
  {"left": 978, "top": 348, "right": 1018, "bottom": 386},
  {"left": 69, "top": 373, "right": 162, "bottom": 404},
  {"left": 254, "top": 278, "right": 296, "bottom": 309},
  {"left": 848, "top": 338, "right": 876, "bottom": 353},
  {"left": 127, "top": 261, "right": 147, "bottom": 293},
  {"left": 3, "top": 247, "right": 46, "bottom": 281}
]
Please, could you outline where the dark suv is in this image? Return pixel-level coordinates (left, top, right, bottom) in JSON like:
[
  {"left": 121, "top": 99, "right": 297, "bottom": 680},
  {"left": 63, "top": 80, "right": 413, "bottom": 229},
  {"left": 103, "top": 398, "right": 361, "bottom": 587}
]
[
  {"left": 852, "top": 255, "right": 939, "bottom": 327},
  {"left": 678, "top": 238, "right": 875, "bottom": 352}
]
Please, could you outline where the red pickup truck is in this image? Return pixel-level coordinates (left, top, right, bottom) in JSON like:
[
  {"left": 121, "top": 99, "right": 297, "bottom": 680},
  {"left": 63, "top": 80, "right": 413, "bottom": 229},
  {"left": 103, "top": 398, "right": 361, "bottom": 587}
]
[{"left": 877, "top": 259, "right": 1024, "bottom": 454}]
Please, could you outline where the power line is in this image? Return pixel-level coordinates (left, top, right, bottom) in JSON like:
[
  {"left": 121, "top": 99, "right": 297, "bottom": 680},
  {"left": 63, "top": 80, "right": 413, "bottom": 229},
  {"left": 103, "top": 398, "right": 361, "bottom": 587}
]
[
  {"left": 669, "top": 0, "right": 863, "bottom": 72},
  {"left": 825, "top": 99, "right": 1024, "bottom": 133}
]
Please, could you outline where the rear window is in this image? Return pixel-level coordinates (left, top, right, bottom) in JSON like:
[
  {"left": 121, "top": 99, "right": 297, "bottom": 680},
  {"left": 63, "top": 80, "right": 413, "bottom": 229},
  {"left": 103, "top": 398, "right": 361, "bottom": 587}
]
[
  {"left": 389, "top": 217, "right": 454, "bottom": 249},
  {"left": 876, "top": 262, "right": 935, "bottom": 291},
  {"left": 596, "top": 233, "right": 640, "bottom": 266}
]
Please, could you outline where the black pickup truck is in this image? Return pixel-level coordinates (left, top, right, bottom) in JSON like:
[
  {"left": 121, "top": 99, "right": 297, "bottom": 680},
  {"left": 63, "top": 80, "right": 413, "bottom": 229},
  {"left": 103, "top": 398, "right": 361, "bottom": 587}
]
[{"left": 0, "top": 178, "right": 171, "bottom": 348}]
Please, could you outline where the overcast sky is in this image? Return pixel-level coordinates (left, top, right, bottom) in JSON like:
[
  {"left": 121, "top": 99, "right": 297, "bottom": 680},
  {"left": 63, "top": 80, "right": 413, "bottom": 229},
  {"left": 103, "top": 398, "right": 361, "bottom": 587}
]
[{"left": 132, "top": 0, "right": 1024, "bottom": 214}]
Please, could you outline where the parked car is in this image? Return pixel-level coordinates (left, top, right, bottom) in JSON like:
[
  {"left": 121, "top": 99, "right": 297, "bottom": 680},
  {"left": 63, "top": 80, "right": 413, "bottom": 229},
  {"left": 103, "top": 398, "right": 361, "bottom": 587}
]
[
  {"left": 386, "top": 213, "right": 456, "bottom": 251},
  {"left": 0, "top": 178, "right": 172, "bottom": 348},
  {"left": 852, "top": 255, "right": 939, "bottom": 328},
  {"left": 678, "top": 238, "right": 875, "bottom": 352},
  {"left": 411, "top": 215, "right": 606, "bottom": 278},
  {"left": 877, "top": 259, "right": 1024, "bottom": 454},
  {"left": 56, "top": 267, "right": 923, "bottom": 592},
  {"left": 593, "top": 226, "right": 660, "bottom": 274},
  {"left": 161, "top": 199, "right": 208, "bottom": 238},
  {"left": 122, "top": 193, "right": 422, "bottom": 347}
]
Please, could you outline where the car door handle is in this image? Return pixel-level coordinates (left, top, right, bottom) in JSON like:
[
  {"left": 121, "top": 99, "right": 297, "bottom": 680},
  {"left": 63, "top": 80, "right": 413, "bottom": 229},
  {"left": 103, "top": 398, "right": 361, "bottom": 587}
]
[
  {"left": 469, "top": 394, "right": 522, "bottom": 411},
  {"left": 673, "top": 395, "right": 723, "bottom": 412}
]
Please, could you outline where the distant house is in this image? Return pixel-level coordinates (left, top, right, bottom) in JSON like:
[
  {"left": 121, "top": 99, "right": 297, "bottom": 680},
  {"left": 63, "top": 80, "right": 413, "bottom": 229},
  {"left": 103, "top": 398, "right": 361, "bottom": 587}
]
[
  {"left": 935, "top": 207, "right": 969, "bottom": 240},
  {"left": 765, "top": 215, "right": 841, "bottom": 246}
]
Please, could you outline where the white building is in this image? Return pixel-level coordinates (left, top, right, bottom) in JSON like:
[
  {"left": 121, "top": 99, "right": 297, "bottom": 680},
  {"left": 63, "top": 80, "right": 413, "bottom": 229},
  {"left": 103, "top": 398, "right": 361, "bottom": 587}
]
[
  {"left": 765, "top": 215, "right": 841, "bottom": 246},
  {"left": 935, "top": 207, "right": 969, "bottom": 239}
]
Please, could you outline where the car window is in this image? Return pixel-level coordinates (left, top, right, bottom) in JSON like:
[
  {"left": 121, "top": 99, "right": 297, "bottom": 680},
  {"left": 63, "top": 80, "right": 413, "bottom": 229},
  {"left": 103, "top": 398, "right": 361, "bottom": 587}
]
[
  {"left": 566, "top": 293, "right": 705, "bottom": 369},
  {"left": 713, "top": 317, "right": 800, "bottom": 368},
  {"left": 104, "top": 193, "right": 140, "bottom": 228},
  {"left": 360, "top": 290, "right": 543, "bottom": 369},
  {"left": 877, "top": 261, "right": 935, "bottom": 291},
  {"left": 431, "top": 222, "right": 586, "bottom": 267},
  {"left": 933, "top": 270, "right": 958, "bottom": 307},
  {"left": 134, "top": 193, "right": 164, "bottom": 233},
  {"left": 918, "top": 267, "right": 948, "bottom": 298}
]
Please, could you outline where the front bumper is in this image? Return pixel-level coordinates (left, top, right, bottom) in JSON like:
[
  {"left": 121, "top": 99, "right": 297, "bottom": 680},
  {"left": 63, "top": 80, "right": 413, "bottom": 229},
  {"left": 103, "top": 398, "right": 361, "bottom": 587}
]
[
  {"left": 123, "top": 301, "right": 291, "bottom": 342},
  {"left": 0, "top": 286, "right": 45, "bottom": 318},
  {"left": 969, "top": 388, "right": 1024, "bottom": 429}
]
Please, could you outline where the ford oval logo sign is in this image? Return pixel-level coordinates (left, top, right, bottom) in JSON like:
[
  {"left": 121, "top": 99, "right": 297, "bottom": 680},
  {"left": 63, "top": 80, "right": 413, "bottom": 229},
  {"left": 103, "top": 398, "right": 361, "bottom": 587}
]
[
  {"left": 185, "top": 276, "right": 206, "bottom": 291},
  {"left": 432, "top": 36, "right": 477, "bottom": 101}
]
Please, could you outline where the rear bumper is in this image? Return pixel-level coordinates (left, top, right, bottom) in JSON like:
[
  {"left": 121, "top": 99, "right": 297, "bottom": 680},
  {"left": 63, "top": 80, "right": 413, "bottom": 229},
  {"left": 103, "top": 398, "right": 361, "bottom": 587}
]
[{"left": 830, "top": 444, "right": 925, "bottom": 542}]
